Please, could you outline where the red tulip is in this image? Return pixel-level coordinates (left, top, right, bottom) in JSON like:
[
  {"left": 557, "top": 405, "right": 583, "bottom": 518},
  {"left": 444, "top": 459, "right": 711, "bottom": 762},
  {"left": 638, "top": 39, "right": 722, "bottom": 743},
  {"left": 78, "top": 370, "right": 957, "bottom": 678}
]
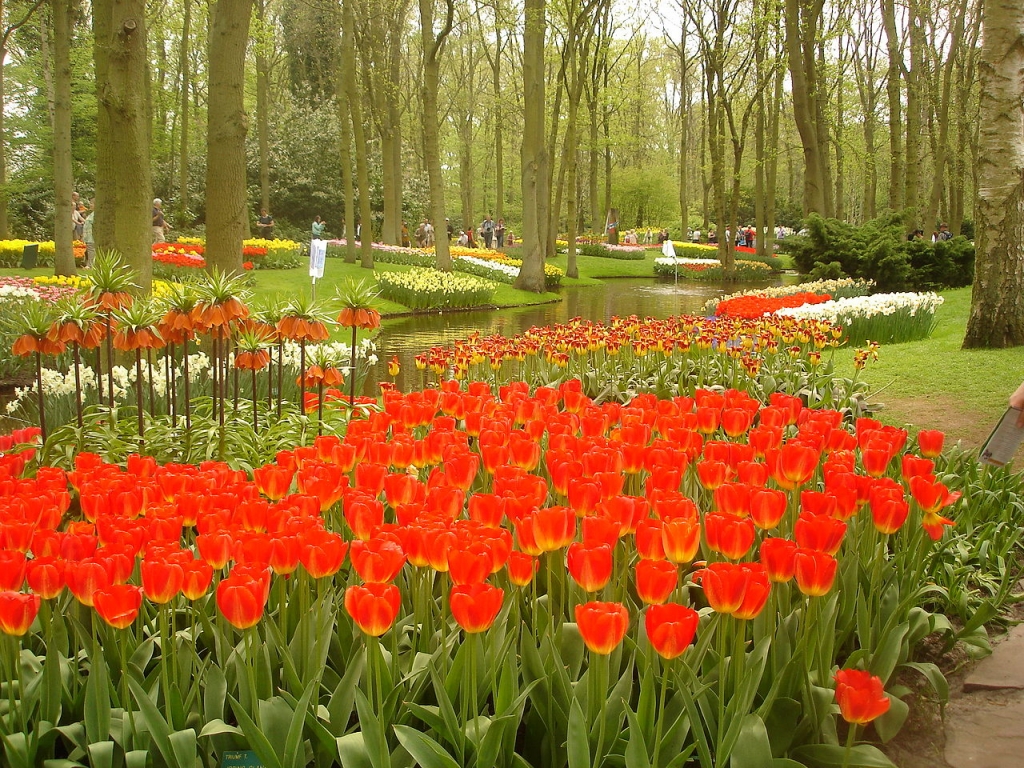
[
  {"left": 922, "top": 510, "right": 956, "bottom": 541},
  {"left": 635, "top": 560, "right": 678, "bottom": 605},
  {"left": 216, "top": 571, "right": 270, "bottom": 629},
  {"left": 696, "top": 460, "right": 728, "bottom": 490},
  {"left": 794, "top": 512, "right": 846, "bottom": 555},
  {"left": 644, "top": 602, "right": 699, "bottom": 659},
  {"left": 568, "top": 480, "right": 603, "bottom": 517},
  {"left": 0, "top": 550, "right": 26, "bottom": 591},
  {"left": 345, "top": 582, "right": 401, "bottom": 636},
  {"left": 252, "top": 464, "right": 294, "bottom": 500},
  {"left": 141, "top": 559, "right": 184, "bottom": 604},
  {"left": 661, "top": 517, "right": 701, "bottom": 564},
  {"left": 197, "top": 531, "right": 233, "bottom": 569},
  {"left": 759, "top": 537, "right": 797, "bottom": 582},
  {"left": 448, "top": 542, "right": 493, "bottom": 586},
  {"left": 916, "top": 430, "right": 945, "bottom": 459},
  {"left": 871, "top": 496, "right": 909, "bottom": 535},
  {"left": 506, "top": 552, "right": 538, "bottom": 586},
  {"left": 181, "top": 560, "right": 214, "bottom": 600},
  {"left": 345, "top": 494, "right": 385, "bottom": 541},
  {"left": 793, "top": 548, "right": 838, "bottom": 597},
  {"left": 65, "top": 558, "right": 113, "bottom": 607},
  {"left": 575, "top": 601, "right": 629, "bottom": 655},
  {"left": 909, "top": 476, "right": 961, "bottom": 515},
  {"left": 349, "top": 538, "right": 406, "bottom": 583},
  {"left": 0, "top": 591, "right": 40, "bottom": 636},
  {"left": 635, "top": 518, "right": 666, "bottom": 560},
  {"left": 833, "top": 669, "right": 891, "bottom": 724},
  {"left": 94, "top": 584, "right": 144, "bottom": 629},
  {"left": 26, "top": 557, "right": 65, "bottom": 599},
  {"left": 768, "top": 444, "right": 819, "bottom": 490},
  {"left": 704, "top": 512, "right": 755, "bottom": 560},
  {"left": 531, "top": 507, "right": 576, "bottom": 552},
  {"left": 567, "top": 542, "right": 613, "bottom": 592},
  {"left": 697, "top": 561, "right": 748, "bottom": 615},
  {"left": 299, "top": 531, "right": 348, "bottom": 578},
  {"left": 732, "top": 564, "right": 770, "bottom": 620},
  {"left": 450, "top": 583, "right": 504, "bottom": 633},
  {"left": 749, "top": 487, "right": 787, "bottom": 530}
]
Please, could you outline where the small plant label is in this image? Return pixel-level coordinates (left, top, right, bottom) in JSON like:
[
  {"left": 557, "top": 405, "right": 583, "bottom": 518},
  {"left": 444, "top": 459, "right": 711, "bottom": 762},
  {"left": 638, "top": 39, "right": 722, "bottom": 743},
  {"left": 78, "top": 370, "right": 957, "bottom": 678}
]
[{"left": 221, "top": 751, "right": 263, "bottom": 768}]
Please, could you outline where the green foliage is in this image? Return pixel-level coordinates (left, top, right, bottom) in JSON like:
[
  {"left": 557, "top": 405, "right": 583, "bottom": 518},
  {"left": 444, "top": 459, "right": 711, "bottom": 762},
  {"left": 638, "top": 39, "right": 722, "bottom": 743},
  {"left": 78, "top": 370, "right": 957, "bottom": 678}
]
[{"left": 787, "top": 214, "right": 975, "bottom": 291}]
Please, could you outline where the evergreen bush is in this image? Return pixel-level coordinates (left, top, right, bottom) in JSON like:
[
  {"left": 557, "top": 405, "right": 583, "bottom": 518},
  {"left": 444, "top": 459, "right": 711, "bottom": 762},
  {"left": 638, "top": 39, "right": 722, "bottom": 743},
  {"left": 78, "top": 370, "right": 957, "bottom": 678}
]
[{"left": 785, "top": 213, "right": 974, "bottom": 291}]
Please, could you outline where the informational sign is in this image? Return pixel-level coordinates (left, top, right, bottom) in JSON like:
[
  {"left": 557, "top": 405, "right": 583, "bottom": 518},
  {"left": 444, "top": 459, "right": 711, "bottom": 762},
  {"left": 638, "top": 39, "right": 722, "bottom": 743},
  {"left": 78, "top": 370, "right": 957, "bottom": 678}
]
[
  {"left": 221, "top": 751, "right": 263, "bottom": 768},
  {"left": 980, "top": 408, "right": 1024, "bottom": 467},
  {"left": 309, "top": 239, "right": 327, "bottom": 279}
]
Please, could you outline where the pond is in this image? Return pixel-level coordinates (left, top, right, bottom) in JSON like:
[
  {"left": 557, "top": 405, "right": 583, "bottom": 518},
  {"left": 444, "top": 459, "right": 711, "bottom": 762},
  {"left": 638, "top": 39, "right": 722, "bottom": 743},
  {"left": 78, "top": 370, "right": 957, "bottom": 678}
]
[{"left": 367, "top": 276, "right": 796, "bottom": 393}]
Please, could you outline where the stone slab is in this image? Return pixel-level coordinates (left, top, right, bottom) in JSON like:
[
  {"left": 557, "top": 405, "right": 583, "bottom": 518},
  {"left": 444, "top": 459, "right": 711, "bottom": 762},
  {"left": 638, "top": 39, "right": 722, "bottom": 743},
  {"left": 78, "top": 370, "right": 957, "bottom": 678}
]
[
  {"left": 946, "top": 693, "right": 1024, "bottom": 768},
  {"left": 964, "top": 624, "right": 1024, "bottom": 691}
]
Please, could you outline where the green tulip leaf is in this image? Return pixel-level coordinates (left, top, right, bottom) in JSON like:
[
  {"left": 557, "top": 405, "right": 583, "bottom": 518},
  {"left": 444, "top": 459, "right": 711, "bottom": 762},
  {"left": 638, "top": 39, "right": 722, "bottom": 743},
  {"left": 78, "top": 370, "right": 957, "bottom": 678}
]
[
  {"left": 624, "top": 707, "right": 651, "bottom": 768},
  {"left": 872, "top": 694, "right": 909, "bottom": 744},
  {"left": 393, "top": 725, "right": 460, "bottom": 768},
  {"left": 728, "top": 714, "right": 773, "bottom": 768},
  {"left": 791, "top": 743, "right": 897, "bottom": 767},
  {"left": 336, "top": 733, "right": 374, "bottom": 768},
  {"left": 566, "top": 698, "right": 591, "bottom": 768}
]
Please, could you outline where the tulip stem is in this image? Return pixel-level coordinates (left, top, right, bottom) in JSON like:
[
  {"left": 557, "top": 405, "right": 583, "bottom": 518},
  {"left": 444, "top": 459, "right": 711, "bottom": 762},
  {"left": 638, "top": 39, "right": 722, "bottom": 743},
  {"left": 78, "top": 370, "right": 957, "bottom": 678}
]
[
  {"left": 591, "top": 652, "right": 609, "bottom": 764},
  {"left": 73, "top": 342, "right": 83, "bottom": 428},
  {"left": 469, "top": 634, "right": 480, "bottom": 768},
  {"left": 247, "top": 628, "right": 261, "bottom": 728},
  {"left": 840, "top": 722, "right": 857, "bottom": 768},
  {"left": 35, "top": 350, "right": 46, "bottom": 444},
  {"left": 159, "top": 605, "right": 171, "bottom": 718},
  {"left": 120, "top": 628, "right": 137, "bottom": 744},
  {"left": 652, "top": 658, "right": 670, "bottom": 768},
  {"left": 349, "top": 325, "right": 358, "bottom": 419}
]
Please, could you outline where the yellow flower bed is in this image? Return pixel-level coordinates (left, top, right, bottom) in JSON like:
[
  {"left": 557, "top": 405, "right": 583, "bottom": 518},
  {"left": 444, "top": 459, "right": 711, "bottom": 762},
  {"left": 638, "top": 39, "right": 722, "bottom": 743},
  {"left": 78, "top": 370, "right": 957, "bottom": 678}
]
[{"left": 34, "top": 274, "right": 173, "bottom": 297}]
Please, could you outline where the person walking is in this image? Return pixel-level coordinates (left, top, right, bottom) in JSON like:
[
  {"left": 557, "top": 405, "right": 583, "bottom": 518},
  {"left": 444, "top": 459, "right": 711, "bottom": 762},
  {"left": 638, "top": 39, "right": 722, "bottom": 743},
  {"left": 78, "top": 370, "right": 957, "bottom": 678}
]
[
  {"left": 481, "top": 214, "right": 495, "bottom": 249},
  {"left": 152, "top": 198, "right": 169, "bottom": 243},
  {"left": 495, "top": 218, "right": 506, "bottom": 248},
  {"left": 424, "top": 220, "right": 435, "bottom": 247}
]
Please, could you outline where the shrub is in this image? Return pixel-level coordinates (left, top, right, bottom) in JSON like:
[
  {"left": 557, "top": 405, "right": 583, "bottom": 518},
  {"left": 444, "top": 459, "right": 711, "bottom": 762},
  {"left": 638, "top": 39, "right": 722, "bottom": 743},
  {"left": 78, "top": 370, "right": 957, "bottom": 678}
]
[{"left": 786, "top": 213, "right": 975, "bottom": 291}]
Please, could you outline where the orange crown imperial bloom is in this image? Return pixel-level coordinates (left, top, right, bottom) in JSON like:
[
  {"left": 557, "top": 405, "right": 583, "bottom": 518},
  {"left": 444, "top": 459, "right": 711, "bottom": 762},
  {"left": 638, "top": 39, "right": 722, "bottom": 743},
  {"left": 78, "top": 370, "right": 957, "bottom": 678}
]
[
  {"left": 338, "top": 307, "right": 381, "bottom": 330},
  {"left": 833, "top": 668, "right": 891, "bottom": 724}
]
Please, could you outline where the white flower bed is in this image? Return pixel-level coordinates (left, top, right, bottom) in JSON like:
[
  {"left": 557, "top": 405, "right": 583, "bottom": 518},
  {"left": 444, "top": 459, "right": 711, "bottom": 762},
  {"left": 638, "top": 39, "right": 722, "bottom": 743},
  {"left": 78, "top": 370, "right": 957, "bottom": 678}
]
[
  {"left": 773, "top": 292, "right": 944, "bottom": 322},
  {"left": 459, "top": 255, "right": 519, "bottom": 280},
  {"left": 654, "top": 257, "right": 720, "bottom": 267}
]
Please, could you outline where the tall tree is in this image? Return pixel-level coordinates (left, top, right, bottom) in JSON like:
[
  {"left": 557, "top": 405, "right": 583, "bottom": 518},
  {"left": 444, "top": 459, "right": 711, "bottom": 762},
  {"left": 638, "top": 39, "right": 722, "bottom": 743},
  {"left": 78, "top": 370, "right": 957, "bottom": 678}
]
[
  {"left": 204, "top": 0, "right": 254, "bottom": 273},
  {"left": 962, "top": 0, "right": 1024, "bottom": 348},
  {"left": 52, "top": 0, "right": 75, "bottom": 275},
  {"left": 93, "top": 0, "right": 153, "bottom": 287},
  {"left": 514, "top": 0, "right": 547, "bottom": 292},
  {"left": 785, "top": 0, "right": 832, "bottom": 217},
  {"left": 418, "top": 0, "right": 455, "bottom": 270},
  {"left": 341, "top": 0, "right": 372, "bottom": 267},
  {"left": 174, "top": 0, "right": 191, "bottom": 223}
]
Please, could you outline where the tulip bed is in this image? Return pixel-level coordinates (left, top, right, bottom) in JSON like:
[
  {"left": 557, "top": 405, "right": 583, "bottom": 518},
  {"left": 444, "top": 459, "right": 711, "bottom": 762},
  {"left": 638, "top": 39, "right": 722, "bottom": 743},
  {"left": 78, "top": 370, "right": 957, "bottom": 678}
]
[
  {"left": 375, "top": 269, "right": 498, "bottom": 310},
  {"left": 0, "top": 377, "right": 986, "bottom": 768}
]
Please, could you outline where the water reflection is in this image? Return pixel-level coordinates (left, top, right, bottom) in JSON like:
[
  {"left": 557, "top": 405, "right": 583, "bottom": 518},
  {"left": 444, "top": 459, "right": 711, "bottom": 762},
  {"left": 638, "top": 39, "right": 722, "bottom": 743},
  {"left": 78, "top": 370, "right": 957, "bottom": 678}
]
[{"left": 369, "top": 277, "right": 789, "bottom": 393}]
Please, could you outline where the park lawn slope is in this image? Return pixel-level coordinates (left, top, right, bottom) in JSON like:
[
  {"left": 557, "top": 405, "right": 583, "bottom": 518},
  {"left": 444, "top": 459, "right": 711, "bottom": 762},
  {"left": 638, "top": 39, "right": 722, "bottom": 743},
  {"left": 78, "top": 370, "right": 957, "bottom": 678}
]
[{"left": 832, "top": 287, "right": 1024, "bottom": 444}]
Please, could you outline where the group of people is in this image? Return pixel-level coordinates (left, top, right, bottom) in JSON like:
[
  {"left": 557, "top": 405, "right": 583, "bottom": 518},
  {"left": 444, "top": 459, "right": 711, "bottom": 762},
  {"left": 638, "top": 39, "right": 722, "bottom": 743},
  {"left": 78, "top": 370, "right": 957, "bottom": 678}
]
[
  {"left": 908, "top": 223, "right": 953, "bottom": 242},
  {"left": 399, "top": 214, "right": 511, "bottom": 250},
  {"left": 622, "top": 228, "right": 670, "bottom": 245}
]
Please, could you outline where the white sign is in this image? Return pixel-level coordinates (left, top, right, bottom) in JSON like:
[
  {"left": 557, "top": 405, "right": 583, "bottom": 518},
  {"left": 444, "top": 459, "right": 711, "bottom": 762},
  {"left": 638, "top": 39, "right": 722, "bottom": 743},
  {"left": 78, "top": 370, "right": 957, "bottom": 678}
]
[{"left": 309, "top": 239, "right": 327, "bottom": 279}]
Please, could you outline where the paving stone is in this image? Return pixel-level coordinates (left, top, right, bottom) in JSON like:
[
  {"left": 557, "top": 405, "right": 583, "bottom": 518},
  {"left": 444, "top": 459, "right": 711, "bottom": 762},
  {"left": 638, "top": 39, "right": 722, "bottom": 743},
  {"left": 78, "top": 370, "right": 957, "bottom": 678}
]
[
  {"left": 945, "top": 693, "right": 1024, "bottom": 768},
  {"left": 964, "top": 624, "right": 1024, "bottom": 691}
]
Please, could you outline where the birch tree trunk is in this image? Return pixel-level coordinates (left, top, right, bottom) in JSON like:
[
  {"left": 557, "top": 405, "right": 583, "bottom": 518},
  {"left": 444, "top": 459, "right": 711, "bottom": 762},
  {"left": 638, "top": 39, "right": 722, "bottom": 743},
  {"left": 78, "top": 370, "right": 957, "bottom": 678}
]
[
  {"left": 419, "top": 0, "right": 454, "bottom": 270},
  {"left": 963, "top": 0, "right": 1024, "bottom": 348}
]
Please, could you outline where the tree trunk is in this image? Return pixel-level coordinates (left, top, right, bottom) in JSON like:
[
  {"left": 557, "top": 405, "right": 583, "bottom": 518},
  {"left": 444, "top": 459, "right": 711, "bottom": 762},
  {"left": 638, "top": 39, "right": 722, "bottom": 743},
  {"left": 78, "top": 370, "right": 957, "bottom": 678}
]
[
  {"left": 255, "top": 0, "right": 270, "bottom": 214},
  {"left": 963, "top": 0, "right": 1024, "bottom": 348},
  {"left": 514, "top": 0, "right": 547, "bottom": 292},
  {"left": 52, "top": 0, "right": 75, "bottom": 275},
  {"left": 205, "top": 0, "right": 253, "bottom": 275},
  {"left": 904, "top": 0, "right": 926, "bottom": 226},
  {"left": 786, "top": 0, "right": 827, "bottom": 216},
  {"left": 342, "top": 0, "right": 373, "bottom": 268},
  {"left": 338, "top": 68, "right": 356, "bottom": 264},
  {"left": 419, "top": 0, "right": 454, "bottom": 271},
  {"left": 93, "top": 0, "right": 153, "bottom": 288},
  {"left": 176, "top": 0, "right": 191, "bottom": 223},
  {"left": 882, "top": 0, "right": 904, "bottom": 211}
]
